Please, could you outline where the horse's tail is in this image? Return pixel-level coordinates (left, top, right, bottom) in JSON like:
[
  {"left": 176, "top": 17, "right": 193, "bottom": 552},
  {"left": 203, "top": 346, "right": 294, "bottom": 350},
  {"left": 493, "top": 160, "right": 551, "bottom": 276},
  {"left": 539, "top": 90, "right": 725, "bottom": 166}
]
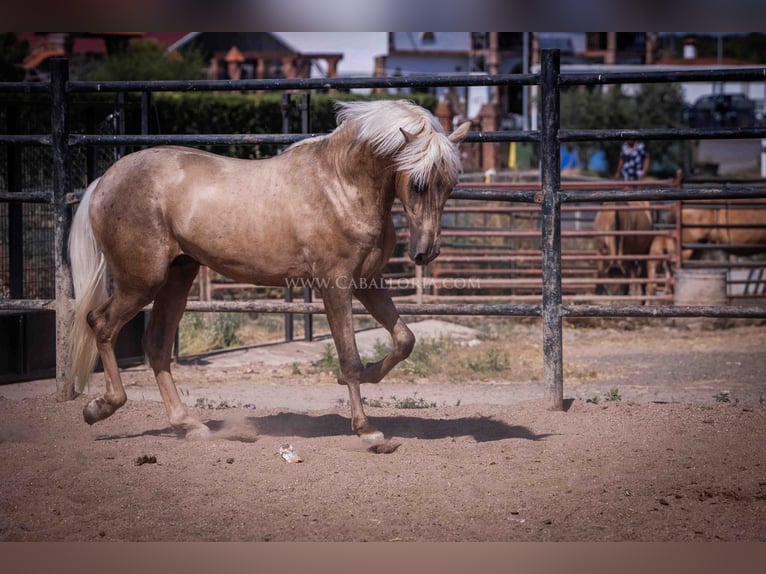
[{"left": 69, "top": 178, "right": 107, "bottom": 392}]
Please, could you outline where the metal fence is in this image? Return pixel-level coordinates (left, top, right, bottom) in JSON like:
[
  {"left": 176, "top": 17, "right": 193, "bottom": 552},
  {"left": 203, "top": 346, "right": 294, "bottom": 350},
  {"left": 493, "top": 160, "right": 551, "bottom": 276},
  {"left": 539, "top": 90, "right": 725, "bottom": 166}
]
[{"left": 2, "top": 50, "right": 766, "bottom": 406}]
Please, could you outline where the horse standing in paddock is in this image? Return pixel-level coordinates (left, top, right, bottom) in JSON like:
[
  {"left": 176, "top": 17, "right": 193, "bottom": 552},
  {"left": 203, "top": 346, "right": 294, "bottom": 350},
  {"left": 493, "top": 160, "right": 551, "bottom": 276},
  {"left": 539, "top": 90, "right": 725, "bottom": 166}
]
[
  {"left": 646, "top": 200, "right": 766, "bottom": 296},
  {"left": 680, "top": 199, "right": 766, "bottom": 258},
  {"left": 592, "top": 202, "right": 654, "bottom": 297},
  {"left": 646, "top": 233, "right": 677, "bottom": 297},
  {"left": 69, "top": 99, "right": 471, "bottom": 441}
]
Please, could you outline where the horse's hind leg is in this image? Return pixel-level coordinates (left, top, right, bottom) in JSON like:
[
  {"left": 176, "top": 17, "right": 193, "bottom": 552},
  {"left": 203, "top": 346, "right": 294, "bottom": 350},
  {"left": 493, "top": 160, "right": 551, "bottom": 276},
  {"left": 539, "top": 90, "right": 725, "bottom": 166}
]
[
  {"left": 354, "top": 285, "right": 415, "bottom": 384},
  {"left": 83, "top": 289, "right": 152, "bottom": 425},
  {"left": 142, "top": 256, "right": 209, "bottom": 439}
]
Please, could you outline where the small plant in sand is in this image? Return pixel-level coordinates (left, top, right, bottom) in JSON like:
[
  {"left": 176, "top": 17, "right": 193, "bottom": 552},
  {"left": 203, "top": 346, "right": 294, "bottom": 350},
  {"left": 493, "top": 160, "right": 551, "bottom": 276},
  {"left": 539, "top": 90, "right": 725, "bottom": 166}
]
[
  {"left": 337, "top": 393, "right": 439, "bottom": 409},
  {"left": 463, "top": 348, "right": 509, "bottom": 373},
  {"left": 713, "top": 391, "right": 731, "bottom": 403},
  {"left": 194, "top": 398, "right": 253, "bottom": 410},
  {"left": 316, "top": 344, "right": 340, "bottom": 372},
  {"left": 400, "top": 338, "right": 445, "bottom": 377},
  {"left": 587, "top": 388, "right": 622, "bottom": 404}
]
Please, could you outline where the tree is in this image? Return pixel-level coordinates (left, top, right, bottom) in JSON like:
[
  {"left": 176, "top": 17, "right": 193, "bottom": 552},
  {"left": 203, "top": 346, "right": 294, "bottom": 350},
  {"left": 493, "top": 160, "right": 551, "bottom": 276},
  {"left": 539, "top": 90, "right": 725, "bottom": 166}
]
[
  {"left": 560, "top": 83, "right": 685, "bottom": 177},
  {"left": 83, "top": 38, "right": 206, "bottom": 81},
  {"left": 0, "top": 33, "right": 30, "bottom": 81}
]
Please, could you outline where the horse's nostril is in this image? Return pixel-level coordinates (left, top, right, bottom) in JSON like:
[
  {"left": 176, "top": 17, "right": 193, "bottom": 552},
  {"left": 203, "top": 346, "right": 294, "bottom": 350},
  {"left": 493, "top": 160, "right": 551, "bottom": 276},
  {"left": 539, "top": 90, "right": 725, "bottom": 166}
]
[{"left": 414, "top": 253, "right": 425, "bottom": 265}]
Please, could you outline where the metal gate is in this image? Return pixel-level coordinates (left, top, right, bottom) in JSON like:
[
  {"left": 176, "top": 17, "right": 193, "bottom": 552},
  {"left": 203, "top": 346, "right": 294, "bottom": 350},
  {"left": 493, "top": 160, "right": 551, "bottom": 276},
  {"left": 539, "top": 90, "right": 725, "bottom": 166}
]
[{"left": 2, "top": 50, "right": 766, "bottom": 405}]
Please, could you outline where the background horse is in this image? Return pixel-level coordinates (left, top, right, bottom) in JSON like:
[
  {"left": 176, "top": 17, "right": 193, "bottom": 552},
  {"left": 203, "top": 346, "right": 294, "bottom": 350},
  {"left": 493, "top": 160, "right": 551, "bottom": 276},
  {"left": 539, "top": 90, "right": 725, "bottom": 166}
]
[
  {"left": 593, "top": 202, "right": 654, "bottom": 297},
  {"left": 647, "top": 199, "right": 766, "bottom": 296},
  {"left": 681, "top": 199, "right": 766, "bottom": 258},
  {"left": 69, "top": 99, "right": 470, "bottom": 442}
]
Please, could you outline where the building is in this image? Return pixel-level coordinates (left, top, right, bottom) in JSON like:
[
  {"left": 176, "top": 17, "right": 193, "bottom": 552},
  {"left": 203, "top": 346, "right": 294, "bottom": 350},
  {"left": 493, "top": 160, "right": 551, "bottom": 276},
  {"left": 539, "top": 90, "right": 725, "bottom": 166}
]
[
  {"left": 168, "top": 32, "right": 343, "bottom": 81},
  {"left": 18, "top": 32, "right": 343, "bottom": 82},
  {"left": 375, "top": 33, "right": 657, "bottom": 121},
  {"left": 19, "top": 33, "right": 187, "bottom": 81}
]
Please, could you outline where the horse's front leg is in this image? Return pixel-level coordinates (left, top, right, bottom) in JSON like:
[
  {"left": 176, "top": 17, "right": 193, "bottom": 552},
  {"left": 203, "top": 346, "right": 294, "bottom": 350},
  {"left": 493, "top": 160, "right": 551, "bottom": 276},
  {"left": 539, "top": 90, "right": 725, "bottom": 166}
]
[
  {"left": 353, "top": 285, "right": 415, "bottom": 384},
  {"left": 321, "top": 284, "right": 384, "bottom": 442}
]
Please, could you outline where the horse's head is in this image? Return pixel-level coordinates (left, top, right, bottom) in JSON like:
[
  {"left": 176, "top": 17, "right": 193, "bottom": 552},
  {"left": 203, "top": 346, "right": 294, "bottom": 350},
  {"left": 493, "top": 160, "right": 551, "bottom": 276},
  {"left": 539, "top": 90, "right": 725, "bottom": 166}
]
[
  {"left": 395, "top": 121, "right": 471, "bottom": 265},
  {"left": 334, "top": 99, "right": 471, "bottom": 265}
]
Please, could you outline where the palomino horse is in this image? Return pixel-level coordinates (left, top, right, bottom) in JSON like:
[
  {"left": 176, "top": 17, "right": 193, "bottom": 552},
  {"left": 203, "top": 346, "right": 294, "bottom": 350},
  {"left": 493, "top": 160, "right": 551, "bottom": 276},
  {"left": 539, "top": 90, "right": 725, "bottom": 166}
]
[
  {"left": 69, "top": 99, "right": 471, "bottom": 442},
  {"left": 592, "top": 202, "right": 654, "bottom": 296}
]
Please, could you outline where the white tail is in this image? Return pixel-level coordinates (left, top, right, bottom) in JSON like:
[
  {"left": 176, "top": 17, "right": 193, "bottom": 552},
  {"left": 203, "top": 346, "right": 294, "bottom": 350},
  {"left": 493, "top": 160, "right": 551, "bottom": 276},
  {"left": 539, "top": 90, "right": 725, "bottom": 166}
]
[{"left": 69, "top": 178, "right": 107, "bottom": 392}]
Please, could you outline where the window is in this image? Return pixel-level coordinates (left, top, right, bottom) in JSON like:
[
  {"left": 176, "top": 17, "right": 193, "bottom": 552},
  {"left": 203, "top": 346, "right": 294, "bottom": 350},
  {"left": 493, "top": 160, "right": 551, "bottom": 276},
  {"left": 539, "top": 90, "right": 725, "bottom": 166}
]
[{"left": 420, "top": 32, "right": 436, "bottom": 44}]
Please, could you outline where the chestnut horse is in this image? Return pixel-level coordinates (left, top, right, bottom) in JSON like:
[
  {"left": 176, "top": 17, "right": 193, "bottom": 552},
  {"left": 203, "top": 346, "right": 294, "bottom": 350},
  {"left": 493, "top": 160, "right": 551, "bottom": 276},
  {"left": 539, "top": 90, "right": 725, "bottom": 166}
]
[
  {"left": 69, "top": 99, "right": 470, "bottom": 441},
  {"left": 593, "top": 202, "right": 654, "bottom": 296},
  {"left": 680, "top": 199, "right": 766, "bottom": 258},
  {"left": 647, "top": 199, "right": 766, "bottom": 296}
]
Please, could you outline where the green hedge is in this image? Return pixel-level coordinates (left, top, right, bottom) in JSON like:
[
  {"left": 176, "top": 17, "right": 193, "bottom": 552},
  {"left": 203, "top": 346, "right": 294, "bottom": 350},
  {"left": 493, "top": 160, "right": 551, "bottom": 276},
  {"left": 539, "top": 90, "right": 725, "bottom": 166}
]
[
  {"left": 152, "top": 91, "right": 437, "bottom": 158},
  {"left": 1, "top": 91, "right": 438, "bottom": 164}
]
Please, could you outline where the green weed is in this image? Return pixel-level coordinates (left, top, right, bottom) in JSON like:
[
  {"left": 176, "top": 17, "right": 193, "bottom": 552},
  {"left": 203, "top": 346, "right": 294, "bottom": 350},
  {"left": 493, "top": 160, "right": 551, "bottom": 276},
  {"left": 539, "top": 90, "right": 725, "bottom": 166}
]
[
  {"left": 400, "top": 338, "right": 445, "bottom": 377},
  {"left": 713, "top": 391, "right": 731, "bottom": 403},
  {"left": 212, "top": 313, "right": 243, "bottom": 348},
  {"left": 337, "top": 393, "right": 438, "bottom": 409},
  {"left": 317, "top": 344, "right": 340, "bottom": 372},
  {"left": 463, "top": 348, "right": 509, "bottom": 373},
  {"left": 194, "top": 398, "right": 239, "bottom": 410},
  {"left": 587, "top": 388, "right": 622, "bottom": 404}
]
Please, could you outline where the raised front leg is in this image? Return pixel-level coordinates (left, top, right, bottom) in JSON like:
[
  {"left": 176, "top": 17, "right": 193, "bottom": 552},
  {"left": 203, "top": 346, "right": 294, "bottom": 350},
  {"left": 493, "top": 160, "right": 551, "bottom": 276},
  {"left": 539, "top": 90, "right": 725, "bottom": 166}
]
[
  {"left": 354, "top": 285, "right": 415, "bottom": 384},
  {"left": 321, "top": 284, "right": 384, "bottom": 442}
]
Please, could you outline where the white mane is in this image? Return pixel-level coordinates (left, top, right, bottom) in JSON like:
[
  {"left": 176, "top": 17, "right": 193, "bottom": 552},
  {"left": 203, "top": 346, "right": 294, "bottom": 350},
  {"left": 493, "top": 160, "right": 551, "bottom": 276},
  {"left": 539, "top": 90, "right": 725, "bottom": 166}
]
[{"left": 335, "top": 100, "right": 462, "bottom": 187}]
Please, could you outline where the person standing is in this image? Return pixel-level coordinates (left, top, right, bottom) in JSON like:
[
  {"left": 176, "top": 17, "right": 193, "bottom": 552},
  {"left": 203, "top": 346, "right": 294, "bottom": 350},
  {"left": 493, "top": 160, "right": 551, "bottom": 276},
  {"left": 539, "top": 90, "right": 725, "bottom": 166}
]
[{"left": 615, "top": 140, "right": 650, "bottom": 180}]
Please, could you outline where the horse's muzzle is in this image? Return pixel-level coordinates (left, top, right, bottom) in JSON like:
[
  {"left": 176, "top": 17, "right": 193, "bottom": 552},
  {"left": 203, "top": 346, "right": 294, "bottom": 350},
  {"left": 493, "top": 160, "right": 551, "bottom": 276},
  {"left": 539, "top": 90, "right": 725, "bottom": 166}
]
[
  {"left": 410, "top": 244, "right": 440, "bottom": 266},
  {"left": 409, "top": 226, "right": 441, "bottom": 266}
]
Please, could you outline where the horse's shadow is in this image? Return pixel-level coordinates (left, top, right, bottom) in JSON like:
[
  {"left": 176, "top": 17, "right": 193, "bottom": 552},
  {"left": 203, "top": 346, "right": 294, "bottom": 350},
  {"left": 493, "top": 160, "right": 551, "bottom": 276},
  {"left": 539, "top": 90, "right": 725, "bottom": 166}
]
[
  {"left": 241, "top": 413, "right": 548, "bottom": 443},
  {"left": 98, "top": 412, "right": 551, "bottom": 443}
]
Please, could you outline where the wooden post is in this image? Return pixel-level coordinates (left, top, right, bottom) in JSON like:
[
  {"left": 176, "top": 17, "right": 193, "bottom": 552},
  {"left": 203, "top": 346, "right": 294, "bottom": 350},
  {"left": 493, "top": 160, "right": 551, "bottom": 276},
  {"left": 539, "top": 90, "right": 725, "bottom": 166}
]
[
  {"left": 50, "top": 58, "right": 75, "bottom": 401},
  {"left": 540, "top": 50, "right": 564, "bottom": 411}
]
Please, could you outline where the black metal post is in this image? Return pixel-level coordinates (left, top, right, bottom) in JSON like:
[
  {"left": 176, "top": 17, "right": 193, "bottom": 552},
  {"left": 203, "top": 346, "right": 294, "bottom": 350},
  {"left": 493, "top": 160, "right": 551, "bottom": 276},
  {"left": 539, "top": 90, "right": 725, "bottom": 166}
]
[
  {"left": 540, "top": 50, "right": 564, "bottom": 410},
  {"left": 50, "top": 58, "right": 75, "bottom": 400},
  {"left": 86, "top": 106, "right": 97, "bottom": 184},
  {"left": 116, "top": 91, "right": 126, "bottom": 159},
  {"left": 6, "top": 105, "right": 24, "bottom": 375},
  {"left": 7, "top": 105, "right": 23, "bottom": 299},
  {"left": 140, "top": 91, "right": 150, "bottom": 137},
  {"left": 282, "top": 93, "right": 294, "bottom": 342}
]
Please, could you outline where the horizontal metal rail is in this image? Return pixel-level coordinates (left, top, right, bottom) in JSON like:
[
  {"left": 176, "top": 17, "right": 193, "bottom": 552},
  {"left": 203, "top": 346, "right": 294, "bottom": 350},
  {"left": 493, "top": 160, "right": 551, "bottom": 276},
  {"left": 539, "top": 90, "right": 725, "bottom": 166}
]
[
  {"left": 16, "top": 298, "right": 762, "bottom": 319},
  {"left": 561, "top": 304, "right": 766, "bottom": 319},
  {"left": 66, "top": 73, "right": 541, "bottom": 93}
]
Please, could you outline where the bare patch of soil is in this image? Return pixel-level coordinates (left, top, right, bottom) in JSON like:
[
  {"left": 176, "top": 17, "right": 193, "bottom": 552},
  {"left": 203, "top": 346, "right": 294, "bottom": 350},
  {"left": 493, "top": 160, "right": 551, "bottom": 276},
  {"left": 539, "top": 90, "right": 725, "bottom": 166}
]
[{"left": 1, "top": 322, "right": 765, "bottom": 541}]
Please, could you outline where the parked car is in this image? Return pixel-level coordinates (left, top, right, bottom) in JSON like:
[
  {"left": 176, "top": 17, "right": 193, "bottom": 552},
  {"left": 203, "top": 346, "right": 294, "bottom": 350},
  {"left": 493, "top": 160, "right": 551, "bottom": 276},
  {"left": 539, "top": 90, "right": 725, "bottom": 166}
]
[
  {"left": 685, "top": 93, "right": 756, "bottom": 129},
  {"left": 500, "top": 113, "right": 523, "bottom": 130}
]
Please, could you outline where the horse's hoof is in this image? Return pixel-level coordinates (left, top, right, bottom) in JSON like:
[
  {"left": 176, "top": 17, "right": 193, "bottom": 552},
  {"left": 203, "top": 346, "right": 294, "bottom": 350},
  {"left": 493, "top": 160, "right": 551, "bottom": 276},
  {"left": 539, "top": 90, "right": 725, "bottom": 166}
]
[
  {"left": 184, "top": 424, "right": 212, "bottom": 441},
  {"left": 83, "top": 397, "right": 113, "bottom": 425},
  {"left": 358, "top": 428, "right": 385, "bottom": 443},
  {"left": 361, "top": 430, "right": 385, "bottom": 443}
]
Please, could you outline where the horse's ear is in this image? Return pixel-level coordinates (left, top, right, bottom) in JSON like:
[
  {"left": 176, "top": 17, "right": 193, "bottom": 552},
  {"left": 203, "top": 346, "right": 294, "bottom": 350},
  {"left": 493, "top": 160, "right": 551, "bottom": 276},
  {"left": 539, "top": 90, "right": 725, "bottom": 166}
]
[
  {"left": 399, "top": 128, "right": 417, "bottom": 145},
  {"left": 449, "top": 121, "right": 471, "bottom": 144}
]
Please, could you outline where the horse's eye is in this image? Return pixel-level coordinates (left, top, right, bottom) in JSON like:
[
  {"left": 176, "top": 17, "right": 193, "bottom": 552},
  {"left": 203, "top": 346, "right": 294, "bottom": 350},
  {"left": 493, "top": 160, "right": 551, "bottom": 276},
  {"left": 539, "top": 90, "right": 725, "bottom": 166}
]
[{"left": 411, "top": 181, "right": 427, "bottom": 194}]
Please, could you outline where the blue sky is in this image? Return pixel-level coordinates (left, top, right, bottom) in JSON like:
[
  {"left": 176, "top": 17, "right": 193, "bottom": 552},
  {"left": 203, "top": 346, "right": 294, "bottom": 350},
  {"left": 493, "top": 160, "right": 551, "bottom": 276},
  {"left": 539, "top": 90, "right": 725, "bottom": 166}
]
[{"left": 275, "top": 32, "right": 388, "bottom": 77}]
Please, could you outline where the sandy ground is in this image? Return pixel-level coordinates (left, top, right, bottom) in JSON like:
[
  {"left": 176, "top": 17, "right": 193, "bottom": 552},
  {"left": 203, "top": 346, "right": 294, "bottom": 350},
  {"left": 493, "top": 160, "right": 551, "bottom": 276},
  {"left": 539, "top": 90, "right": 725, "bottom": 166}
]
[{"left": 1, "top": 320, "right": 765, "bottom": 541}]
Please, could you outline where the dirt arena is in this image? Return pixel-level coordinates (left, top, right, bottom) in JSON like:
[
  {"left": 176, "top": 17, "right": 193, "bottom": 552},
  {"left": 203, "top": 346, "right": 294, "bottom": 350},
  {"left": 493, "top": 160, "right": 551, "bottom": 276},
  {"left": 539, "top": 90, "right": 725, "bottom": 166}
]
[{"left": 1, "top": 320, "right": 765, "bottom": 541}]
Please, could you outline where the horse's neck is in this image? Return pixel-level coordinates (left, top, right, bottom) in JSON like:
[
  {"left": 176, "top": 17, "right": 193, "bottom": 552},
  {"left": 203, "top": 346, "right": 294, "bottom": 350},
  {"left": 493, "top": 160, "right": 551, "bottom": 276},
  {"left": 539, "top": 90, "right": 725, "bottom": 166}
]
[{"left": 327, "top": 127, "right": 398, "bottom": 213}]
